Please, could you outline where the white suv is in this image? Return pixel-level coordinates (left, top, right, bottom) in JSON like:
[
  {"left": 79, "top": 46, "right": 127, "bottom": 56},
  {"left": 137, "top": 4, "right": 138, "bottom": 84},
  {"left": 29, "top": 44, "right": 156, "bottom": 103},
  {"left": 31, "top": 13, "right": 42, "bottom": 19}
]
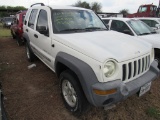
[{"left": 23, "top": 3, "right": 159, "bottom": 115}]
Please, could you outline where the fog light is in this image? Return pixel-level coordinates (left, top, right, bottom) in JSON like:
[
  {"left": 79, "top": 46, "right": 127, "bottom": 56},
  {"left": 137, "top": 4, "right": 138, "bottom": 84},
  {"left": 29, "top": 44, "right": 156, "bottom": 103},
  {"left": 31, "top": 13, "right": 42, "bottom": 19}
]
[{"left": 93, "top": 88, "right": 117, "bottom": 95}]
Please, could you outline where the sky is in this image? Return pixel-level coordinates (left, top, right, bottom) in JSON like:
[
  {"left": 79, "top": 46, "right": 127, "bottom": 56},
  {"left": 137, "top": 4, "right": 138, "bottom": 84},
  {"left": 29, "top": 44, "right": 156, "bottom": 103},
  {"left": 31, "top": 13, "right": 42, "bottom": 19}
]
[{"left": 0, "top": 0, "right": 159, "bottom": 13}]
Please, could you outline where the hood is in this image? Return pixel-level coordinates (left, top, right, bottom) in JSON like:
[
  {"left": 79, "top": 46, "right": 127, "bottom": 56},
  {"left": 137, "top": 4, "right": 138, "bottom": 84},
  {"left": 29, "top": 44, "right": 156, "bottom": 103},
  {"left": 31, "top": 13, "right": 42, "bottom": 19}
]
[
  {"left": 54, "top": 31, "right": 152, "bottom": 63},
  {"left": 139, "top": 34, "right": 160, "bottom": 49}
]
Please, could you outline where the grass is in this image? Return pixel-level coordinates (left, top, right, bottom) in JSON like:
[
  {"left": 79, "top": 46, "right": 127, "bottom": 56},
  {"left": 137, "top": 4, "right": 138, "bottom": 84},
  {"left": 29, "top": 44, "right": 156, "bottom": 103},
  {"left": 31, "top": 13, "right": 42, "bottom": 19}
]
[
  {"left": 146, "top": 107, "right": 160, "bottom": 119},
  {"left": 0, "top": 23, "right": 11, "bottom": 37}
]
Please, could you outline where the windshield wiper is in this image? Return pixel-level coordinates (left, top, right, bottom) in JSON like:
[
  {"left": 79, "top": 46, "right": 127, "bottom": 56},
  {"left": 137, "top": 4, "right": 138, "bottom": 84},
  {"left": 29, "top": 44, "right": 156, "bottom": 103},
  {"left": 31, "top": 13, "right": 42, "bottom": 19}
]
[
  {"left": 139, "top": 32, "right": 151, "bottom": 35},
  {"left": 151, "top": 31, "right": 157, "bottom": 34},
  {"left": 85, "top": 27, "right": 107, "bottom": 30},
  {"left": 60, "top": 28, "right": 85, "bottom": 32}
]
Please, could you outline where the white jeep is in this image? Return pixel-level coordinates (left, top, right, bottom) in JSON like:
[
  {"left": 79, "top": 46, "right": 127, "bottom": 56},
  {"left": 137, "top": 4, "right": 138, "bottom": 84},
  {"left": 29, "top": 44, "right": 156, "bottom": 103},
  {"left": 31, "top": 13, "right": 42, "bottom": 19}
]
[{"left": 23, "top": 3, "right": 159, "bottom": 115}]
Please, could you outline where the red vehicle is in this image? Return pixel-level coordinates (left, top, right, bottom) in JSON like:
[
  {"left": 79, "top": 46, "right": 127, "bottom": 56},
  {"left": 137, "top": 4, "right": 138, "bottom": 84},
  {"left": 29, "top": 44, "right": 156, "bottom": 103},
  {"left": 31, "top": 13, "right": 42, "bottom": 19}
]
[
  {"left": 11, "top": 10, "right": 27, "bottom": 46},
  {"left": 127, "top": 4, "right": 158, "bottom": 18}
]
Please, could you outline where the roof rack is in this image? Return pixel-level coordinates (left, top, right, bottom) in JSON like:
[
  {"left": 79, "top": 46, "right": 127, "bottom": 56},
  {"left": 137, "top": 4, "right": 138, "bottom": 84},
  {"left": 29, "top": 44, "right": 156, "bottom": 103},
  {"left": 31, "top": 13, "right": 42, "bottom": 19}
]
[{"left": 30, "top": 3, "right": 45, "bottom": 7}]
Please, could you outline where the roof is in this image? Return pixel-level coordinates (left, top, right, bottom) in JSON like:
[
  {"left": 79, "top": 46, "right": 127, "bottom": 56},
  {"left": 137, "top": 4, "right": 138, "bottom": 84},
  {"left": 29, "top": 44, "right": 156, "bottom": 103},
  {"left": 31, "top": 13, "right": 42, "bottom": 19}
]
[
  {"left": 31, "top": 5, "right": 91, "bottom": 11},
  {"left": 101, "top": 17, "right": 132, "bottom": 21},
  {"left": 135, "top": 17, "right": 160, "bottom": 20}
]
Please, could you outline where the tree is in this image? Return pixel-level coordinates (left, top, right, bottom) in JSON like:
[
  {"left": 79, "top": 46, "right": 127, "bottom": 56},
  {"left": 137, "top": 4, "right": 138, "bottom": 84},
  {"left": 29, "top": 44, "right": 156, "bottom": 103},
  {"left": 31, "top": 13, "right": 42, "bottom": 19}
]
[
  {"left": 74, "top": 1, "right": 102, "bottom": 12},
  {"left": 91, "top": 2, "right": 102, "bottom": 12},
  {"left": 74, "top": 1, "right": 90, "bottom": 9},
  {"left": 119, "top": 9, "right": 129, "bottom": 17}
]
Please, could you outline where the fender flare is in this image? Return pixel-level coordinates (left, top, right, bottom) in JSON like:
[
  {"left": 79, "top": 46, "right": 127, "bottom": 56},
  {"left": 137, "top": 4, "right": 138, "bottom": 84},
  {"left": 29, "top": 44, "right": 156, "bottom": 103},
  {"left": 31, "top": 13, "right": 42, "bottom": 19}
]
[{"left": 55, "top": 52, "right": 99, "bottom": 106}]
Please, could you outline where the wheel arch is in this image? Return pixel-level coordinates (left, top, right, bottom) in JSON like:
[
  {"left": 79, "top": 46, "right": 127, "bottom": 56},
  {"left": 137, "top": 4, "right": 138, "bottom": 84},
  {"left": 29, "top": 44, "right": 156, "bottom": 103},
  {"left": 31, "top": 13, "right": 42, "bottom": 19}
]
[{"left": 55, "top": 52, "right": 99, "bottom": 106}]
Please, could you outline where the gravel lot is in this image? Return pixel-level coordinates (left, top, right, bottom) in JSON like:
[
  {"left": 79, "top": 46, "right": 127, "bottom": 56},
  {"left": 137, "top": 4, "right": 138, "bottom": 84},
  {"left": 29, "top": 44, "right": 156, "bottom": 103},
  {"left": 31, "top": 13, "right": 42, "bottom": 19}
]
[{"left": 0, "top": 37, "right": 160, "bottom": 120}]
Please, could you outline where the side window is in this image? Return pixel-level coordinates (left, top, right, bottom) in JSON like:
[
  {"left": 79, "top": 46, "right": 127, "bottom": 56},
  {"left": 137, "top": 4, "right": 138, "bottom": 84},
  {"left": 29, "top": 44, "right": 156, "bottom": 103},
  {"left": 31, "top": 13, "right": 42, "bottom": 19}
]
[
  {"left": 111, "top": 20, "right": 133, "bottom": 35},
  {"left": 36, "top": 10, "right": 49, "bottom": 36},
  {"left": 111, "top": 20, "right": 119, "bottom": 31},
  {"left": 28, "top": 9, "right": 38, "bottom": 29},
  {"left": 141, "top": 20, "right": 158, "bottom": 27},
  {"left": 138, "top": 7, "right": 142, "bottom": 13},
  {"left": 24, "top": 9, "right": 31, "bottom": 25}
]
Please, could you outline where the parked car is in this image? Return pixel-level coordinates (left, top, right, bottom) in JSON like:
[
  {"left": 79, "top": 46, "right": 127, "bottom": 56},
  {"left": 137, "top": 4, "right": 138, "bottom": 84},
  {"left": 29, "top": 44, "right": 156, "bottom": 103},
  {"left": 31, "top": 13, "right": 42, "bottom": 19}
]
[
  {"left": 23, "top": 3, "right": 159, "bottom": 115},
  {"left": 136, "top": 17, "right": 160, "bottom": 33},
  {"left": 10, "top": 11, "right": 27, "bottom": 46},
  {"left": 2, "top": 17, "right": 14, "bottom": 28},
  {"left": 102, "top": 17, "right": 160, "bottom": 68}
]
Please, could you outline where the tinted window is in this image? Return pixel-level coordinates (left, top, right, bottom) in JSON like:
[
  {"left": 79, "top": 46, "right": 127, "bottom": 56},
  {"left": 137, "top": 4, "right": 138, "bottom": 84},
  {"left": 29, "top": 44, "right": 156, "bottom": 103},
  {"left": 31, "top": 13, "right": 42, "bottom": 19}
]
[
  {"left": 141, "top": 20, "right": 158, "bottom": 27},
  {"left": 103, "top": 20, "right": 109, "bottom": 24},
  {"left": 111, "top": 20, "right": 133, "bottom": 35},
  {"left": 28, "top": 9, "right": 38, "bottom": 29},
  {"left": 36, "top": 10, "right": 48, "bottom": 31}
]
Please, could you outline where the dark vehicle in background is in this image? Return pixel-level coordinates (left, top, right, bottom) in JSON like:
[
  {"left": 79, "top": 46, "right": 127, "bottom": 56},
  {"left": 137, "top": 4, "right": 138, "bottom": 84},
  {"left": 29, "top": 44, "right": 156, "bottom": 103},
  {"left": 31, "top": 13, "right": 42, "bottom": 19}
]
[
  {"left": 2, "top": 17, "right": 14, "bottom": 28},
  {"left": 11, "top": 11, "right": 27, "bottom": 46}
]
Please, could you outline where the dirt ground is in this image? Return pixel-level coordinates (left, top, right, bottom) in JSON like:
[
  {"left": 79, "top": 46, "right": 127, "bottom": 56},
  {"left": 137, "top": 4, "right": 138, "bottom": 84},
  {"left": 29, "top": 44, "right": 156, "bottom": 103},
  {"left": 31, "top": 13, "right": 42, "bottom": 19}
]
[{"left": 0, "top": 37, "right": 160, "bottom": 120}]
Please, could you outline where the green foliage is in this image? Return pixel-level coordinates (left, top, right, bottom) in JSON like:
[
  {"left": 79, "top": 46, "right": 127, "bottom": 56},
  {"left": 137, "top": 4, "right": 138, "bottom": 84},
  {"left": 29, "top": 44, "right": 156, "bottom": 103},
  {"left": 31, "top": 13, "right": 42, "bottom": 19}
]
[
  {"left": 146, "top": 107, "right": 160, "bottom": 119},
  {"left": 74, "top": 1, "right": 102, "bottom": 12},
  {"left": 0, "top": 23, "right": 11, "bottom": 37},
  {"left": 0, "top": 5, "right": 26, "bottom": 10},
  {"left": 119, "top": 9, "right": 129, "bottom": 17},
  {"left": 91, "top": 2, "right": 102, "bottom": 12}
]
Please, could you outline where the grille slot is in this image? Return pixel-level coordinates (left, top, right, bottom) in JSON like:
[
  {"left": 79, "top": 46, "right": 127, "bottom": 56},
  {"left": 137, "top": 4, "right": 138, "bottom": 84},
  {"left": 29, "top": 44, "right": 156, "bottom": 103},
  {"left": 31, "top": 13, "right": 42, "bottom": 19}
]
[{"left": 122, "top": 55, "right": 150, "bottom": 81}]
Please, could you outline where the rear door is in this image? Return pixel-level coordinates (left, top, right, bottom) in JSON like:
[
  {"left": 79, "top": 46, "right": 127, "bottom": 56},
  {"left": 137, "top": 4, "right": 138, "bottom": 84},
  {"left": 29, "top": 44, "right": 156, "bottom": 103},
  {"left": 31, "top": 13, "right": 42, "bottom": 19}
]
[{"left": 27, "top": 9, "right": 39, "bottom": 51}]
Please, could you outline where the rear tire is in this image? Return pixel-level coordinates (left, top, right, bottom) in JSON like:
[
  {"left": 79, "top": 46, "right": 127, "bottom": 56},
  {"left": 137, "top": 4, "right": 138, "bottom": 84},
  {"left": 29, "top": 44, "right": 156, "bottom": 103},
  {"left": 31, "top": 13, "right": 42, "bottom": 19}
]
[
  {"left": 25, "top": 42, "right": 35, "bottom": 62},
  {"left": 16, "top": 36, "right": 22, "bottom": 46},
  {"left": 60, "top": 70, "right": 89, "bottom": 116},
  {"left": 11, "top": 30, "right": 16, "bottom": 39}
]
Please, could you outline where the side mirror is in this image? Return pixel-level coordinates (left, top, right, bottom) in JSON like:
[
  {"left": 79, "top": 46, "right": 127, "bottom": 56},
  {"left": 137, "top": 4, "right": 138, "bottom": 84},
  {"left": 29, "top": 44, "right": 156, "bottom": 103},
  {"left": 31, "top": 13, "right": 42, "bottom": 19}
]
[
  {"left": 37, "top": 26, "right": 49, "bottom": 36},
  {"left": 123, "top": 29, "right": 133, "bottom": 35},
  {"left": 11, "top": 22, "right": 13, "bottom": 25}
]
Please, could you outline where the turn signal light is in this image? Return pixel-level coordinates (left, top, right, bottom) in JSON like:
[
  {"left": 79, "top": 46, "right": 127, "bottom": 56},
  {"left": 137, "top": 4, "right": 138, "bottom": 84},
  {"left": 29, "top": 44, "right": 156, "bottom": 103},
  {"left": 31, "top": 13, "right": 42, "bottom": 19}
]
[{"left": 93, "top": 88, "right": 117, "bottom": 95}]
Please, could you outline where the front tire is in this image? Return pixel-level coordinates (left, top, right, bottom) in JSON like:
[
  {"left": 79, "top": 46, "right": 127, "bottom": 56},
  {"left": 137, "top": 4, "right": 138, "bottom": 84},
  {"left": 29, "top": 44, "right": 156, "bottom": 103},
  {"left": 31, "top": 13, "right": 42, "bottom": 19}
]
[
  {"left": 60, "top": 70, "right": 88, "bottom": 116},
  {"left": 25, "top": 42, "right": 35, "bottom": 62}
]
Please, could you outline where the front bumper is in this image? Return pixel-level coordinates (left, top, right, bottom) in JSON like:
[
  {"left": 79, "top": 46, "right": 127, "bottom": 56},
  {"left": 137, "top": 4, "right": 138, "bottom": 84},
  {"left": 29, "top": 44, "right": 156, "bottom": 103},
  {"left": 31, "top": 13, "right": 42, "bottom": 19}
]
[{"left": 91, "top": 60, "right": 159, "bottom": 107}]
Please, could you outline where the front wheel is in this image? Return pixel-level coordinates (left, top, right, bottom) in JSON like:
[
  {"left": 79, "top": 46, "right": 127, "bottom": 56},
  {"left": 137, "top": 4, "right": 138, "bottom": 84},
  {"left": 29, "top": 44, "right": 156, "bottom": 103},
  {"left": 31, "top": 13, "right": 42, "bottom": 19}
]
[{"left": 60, "top": 70, "right": 88, "bottom": 116}]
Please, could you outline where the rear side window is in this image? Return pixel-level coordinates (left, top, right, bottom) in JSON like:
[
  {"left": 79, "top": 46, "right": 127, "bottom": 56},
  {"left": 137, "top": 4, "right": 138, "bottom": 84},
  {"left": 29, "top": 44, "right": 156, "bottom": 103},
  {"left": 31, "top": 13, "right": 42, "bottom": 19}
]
[
  {"left": 103, "top": 20, "right": 109, "bottom": 24},
  {"left": 141, "top": 20, "right": 158, "bottom": 27},
  {"left": 24, "top": 9, "right": 31, "bottom": 25},
  {"left": 111, "top": 20, "right": 133, "bottom": 35},
  {"left": 36, "top": 10, "right": 48, "bottom": 30},
  {"left": 28, "top": 9, "right": 38, "bottom": 29}
]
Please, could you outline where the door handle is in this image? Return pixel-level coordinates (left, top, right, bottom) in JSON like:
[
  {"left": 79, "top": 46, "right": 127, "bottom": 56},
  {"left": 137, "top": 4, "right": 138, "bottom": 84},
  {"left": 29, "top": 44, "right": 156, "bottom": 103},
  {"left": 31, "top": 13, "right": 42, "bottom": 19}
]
[
  {"left": 34, "top": 34, "right": 38, "bottom": 38},
  {"left": 26, "top": 29, "right": 28, "bottom": 32}
]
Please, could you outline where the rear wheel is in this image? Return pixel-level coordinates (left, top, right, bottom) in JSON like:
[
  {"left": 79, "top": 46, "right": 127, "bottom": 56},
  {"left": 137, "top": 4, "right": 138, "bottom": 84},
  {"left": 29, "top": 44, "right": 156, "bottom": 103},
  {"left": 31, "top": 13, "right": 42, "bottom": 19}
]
[
  {"left": 16, "top": 36, "right": 22, "bottom": 46},
  {"left": 11, "top": 30, "right": 16, "bottom": 39},
  {"left": 25, "top": 42, "right": 35, "bottom": 62}
]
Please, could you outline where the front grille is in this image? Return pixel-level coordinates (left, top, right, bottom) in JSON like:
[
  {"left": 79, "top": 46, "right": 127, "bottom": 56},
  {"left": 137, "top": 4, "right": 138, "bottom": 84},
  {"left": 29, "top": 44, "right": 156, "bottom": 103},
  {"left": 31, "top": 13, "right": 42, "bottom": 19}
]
[{"left": 122, "top": 55, "right": 150, "bottom": 81}]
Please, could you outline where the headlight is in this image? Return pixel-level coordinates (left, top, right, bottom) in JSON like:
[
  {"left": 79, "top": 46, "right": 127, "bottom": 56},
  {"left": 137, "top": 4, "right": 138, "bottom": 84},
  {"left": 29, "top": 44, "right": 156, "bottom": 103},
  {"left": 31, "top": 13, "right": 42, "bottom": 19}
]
[
  {"left": 151, "top": 48, "right": 154, "bottom": 61},
  {"left": 103, "top": 61, "right": 116, "bottom": 77}
]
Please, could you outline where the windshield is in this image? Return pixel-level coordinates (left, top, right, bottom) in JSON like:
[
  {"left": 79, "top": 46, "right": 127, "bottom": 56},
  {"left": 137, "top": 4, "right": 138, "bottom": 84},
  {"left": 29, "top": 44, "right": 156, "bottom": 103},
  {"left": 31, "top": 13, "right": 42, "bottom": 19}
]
[
  {"left": 127, "top": 20, "right": 156, "bottom": 36},
  {"left": 52, "top": 10, "right": 107, "bottom": 33}
]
